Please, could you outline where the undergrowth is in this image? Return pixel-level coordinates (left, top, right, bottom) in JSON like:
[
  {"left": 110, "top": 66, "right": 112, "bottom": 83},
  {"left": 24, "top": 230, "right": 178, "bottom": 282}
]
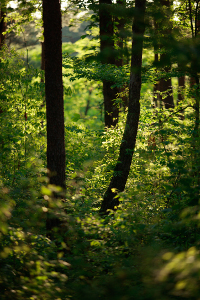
[{"left": 1, "top": 47, "right": 200, "bottom": 300}]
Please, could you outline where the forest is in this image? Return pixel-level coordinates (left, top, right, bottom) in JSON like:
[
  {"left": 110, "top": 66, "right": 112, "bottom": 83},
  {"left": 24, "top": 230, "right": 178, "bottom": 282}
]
[{"left": 1, "top": 0, "right": 200, "bottom": 299}]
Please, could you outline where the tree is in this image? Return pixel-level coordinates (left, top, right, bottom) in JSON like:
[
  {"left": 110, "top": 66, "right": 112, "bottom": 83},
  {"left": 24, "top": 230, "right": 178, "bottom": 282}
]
[
  {"left": 153, "top": 0, "right": 174, "bottom": 109},
  {"left": 99, "top": 0, "right": 119, "bottom": 127},
  {"left": 177, "top": 68, "right": 185, "bottom": 104},
  {"left": 0, "top": 1, "right": 7, "bottom": 49},
  {"left": 42, "top": 0, "right": 66, "bottom": 234},
  {"left": 0, "top": 0, "right": 7, "bottom": 117},
  {"left": 100, "top": 0, "right": 146, "bottom": 213},
  {"left": 188, "top": 0, "right": 200, "bottom": 135},
  {"left": 115, "top": 0, "right": 129, "bottom": 109}
]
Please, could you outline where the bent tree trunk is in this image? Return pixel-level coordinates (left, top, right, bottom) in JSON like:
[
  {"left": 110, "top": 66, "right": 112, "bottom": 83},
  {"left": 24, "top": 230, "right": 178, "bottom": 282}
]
[
  {"left": 43, "top": 0, "right": 66, "bottom": 236},
  {"left": 100, "top": 0, "right": 146, "bottom": 213}
]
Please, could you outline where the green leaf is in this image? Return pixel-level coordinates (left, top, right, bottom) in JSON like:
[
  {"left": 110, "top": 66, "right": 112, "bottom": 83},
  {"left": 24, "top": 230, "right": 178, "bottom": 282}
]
[
  {"left": 41, "top": 186, "right": 52, "bottom": 196},
  {"left": 72, "top": 113, "right": 81, "bottom": 122}
]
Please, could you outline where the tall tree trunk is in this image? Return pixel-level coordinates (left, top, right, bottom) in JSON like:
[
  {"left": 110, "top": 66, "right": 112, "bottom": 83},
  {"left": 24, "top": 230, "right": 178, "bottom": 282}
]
[
  {"left": 160, "top": 0, "right": 174, "bottom": 109},
  {"left": 43, "top": 0, "right": 66, "bottom": 236},
  {"left": 190, "top": 76, "right": 196, "bottom": 89},
  {"left": 0, "top": 4, "right": 6, "bottom": 117},
  {"left": 99, "top": 0, "right": 119, "bottom": 127},
  {"left": 153, "top": 52, "right": 159, "bottom": 108},
  {"left": 177, "top": 68, "right": 185, "bottom": 119},
  {"left": 178, "top": 75, "right": 185, "bottom": 103},
  {"left": 100, "top": 0, "right": 146, "bottom": 213},
  {"left": 159, "top": 65, "right": 174, "bottom": 109},
  {"left": 0, "top": 5, "right": 6, "bottom": 49},
  {"left": 153, "top": 18, "right": 160, "bottom": 108},
  {"left": 190, "top": 1, "right": 200, "bottom": 136},
  {"left": 155, "top": 0, "right": 174, "bottom": 109},
  {"left": 115, "top": 0, "right": 125, "bottom": 68},
  {"left": 40, "top": 41, "right": 45, "bottom": 127},
  {"left": 41, "top": 41, "right": 45, "bottom": 75},
  {"left": 188, "top": 0, "right": 200, "bottom": 206},
  {"left": 115, "top": 0, "right": 128, "bottom": 109}
]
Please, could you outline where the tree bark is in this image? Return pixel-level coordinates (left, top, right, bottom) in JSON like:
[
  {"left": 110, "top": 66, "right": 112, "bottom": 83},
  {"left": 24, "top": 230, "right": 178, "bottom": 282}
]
[
  {"left": 99, "top": 0, "right": 119, "bottom": 127},
  {"left": 0, "top": 5, "right": 6, "bottom": 50},
  {"left": 41, "top": 41, "right": 45, "bottom": 75},
  {"left": 0, "top": 4, "right": 6, "bottom": 117},
  {"left": 188, "top": 1, "right": 200, "bottom": 206},
  {"left": 178, "top": 75, "right": 185, "bottom": 103},
  {"left": 153, "top": 52, "right": 159, "bottom": 108},
  {"left": 43, "top": 0, "right": 66, "bottom": 236},
  {"left": 43, "top": 0, "right": 65, "bottom": 189},
  {"left": 154, "top": 0, "right": 174, "bottom": 109},
  {"left": 159, "top": 0, "right": 174, "bottom": 109},
  {"left": 152, "top": 16, "right": 160, "bottom": 108},
  {"left": 115, "top": 0, "right": 125, "bottom": 68},
  {"left": 115, "top": 0, "right": 129, "bottom": 109},
  {"left": 177, "top": 68, "right": 185, "bottom": 119},
  {"left": 100, "top": 0, "right": 146, "bottom": 213},
  {"left": 159, "top": 65, "right": 174, "bottom": 109}
]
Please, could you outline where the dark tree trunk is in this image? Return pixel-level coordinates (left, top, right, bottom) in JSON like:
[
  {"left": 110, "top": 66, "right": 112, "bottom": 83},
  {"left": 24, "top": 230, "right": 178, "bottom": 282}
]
[
  {"left": 0, "top": 6, "right": 6, "bottom": 49},
  {"left": 153, "top": 17, "right": 159, "bottom": 108},
  {"left": 40, "top": 41, "right": 45, "bottom": 128},
  {"left": 43, "top": 0, "right": 66, "bottom": 236},
  {"left": 0, "top": 5, "right": 6, "bottom": 116},
  {"left": 103, "top": 82, "right": 119, "bottom": 126},
  {"left": 85, "top": 87, "right": 92, "bottom": 116},
  {"left": 154, "top": 0, "right": 174, "bottom": 109},
  {"left": 159, "top": 65, "right": 174, "bottom": 109},
  {"left": 99, "top": 0, "right": 115, "bottom": 65},
  {"left": 153, "top": 52, "right": 159, "bottom": 108},
  {"left": 41, "top": 41, "right": 45, "bottom": 75},
  {"left": 189, "top": 1, "right": 200, "bottom": 136},
  {"left": 190, "top": 76, "right": 196, "bottom": 89},
  {"left": 115, "top": 0, "right": 125, "bottom": 68},
  {"left": 159, "top": 1, "right": 174, "bottom": 109},
  {"left": 115, "top": 0, "right": 129, "bottom": 109},
  {"left": 161, "top": 0, "right": 174, "bottom": 109},
  {"left": 178, "top": 75, "right": 185, "bottom": 103},
  {"left": 43, "top": 0, "right": 65, "bottom": 189},
  {"left": 100, "top": 0, "right": 146, "bottom": 213},
  {"left": 99, "top": 0, "right": 119, "bottom": 127},
  {"left": 160, "top": 78, "right": 174, "bottom": 109},
  {"left": 188, "top": 1, "right": 200, "bottom": 206},
  {"left": 177, "top": 67, "right": 185, "bottom": 119}
]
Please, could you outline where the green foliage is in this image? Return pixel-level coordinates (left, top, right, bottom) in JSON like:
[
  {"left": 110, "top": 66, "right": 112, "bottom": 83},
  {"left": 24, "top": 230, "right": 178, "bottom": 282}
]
[
  {"left": 1, "top": 8, "right": 200, "bottom": 299},
  {"left": 0, "top": 47, "right": 45, "bottom": 185},
  {"left": 63, "top": 56, "right": 130, "bottom": 88}
]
